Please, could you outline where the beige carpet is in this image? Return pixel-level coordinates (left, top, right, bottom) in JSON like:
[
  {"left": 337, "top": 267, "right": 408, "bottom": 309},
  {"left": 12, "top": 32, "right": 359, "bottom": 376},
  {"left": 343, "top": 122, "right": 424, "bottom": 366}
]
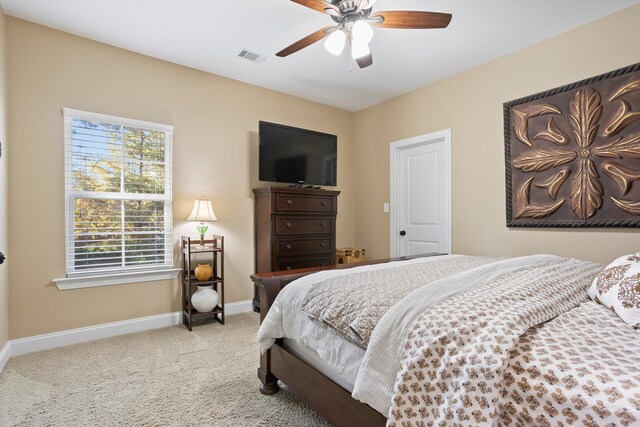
[{"left": 0, "top": 313, "right": 329, "bottom": 426}]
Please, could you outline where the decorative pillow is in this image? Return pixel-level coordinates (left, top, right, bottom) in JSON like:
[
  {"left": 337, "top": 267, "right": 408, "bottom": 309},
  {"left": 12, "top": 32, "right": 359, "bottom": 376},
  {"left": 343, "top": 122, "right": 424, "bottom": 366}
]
[{"left": 588, "top": 253, "right": 640, "bottom": 329}]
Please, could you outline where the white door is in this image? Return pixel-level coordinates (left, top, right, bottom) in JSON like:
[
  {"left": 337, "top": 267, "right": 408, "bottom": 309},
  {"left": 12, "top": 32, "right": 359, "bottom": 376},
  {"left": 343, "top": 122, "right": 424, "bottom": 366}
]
[{"left": 390, "top": 130, "right": 451, "bottom": 257}]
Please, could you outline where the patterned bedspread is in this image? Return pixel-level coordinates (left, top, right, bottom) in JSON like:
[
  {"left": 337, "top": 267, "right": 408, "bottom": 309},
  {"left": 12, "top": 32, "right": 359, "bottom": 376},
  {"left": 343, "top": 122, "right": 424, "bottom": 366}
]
[
  {"left": 498, "top": 300, "right": 640, "bottom": 426},
  {"left": 386, "top": 257, "right": 635, "bottom": 426}
]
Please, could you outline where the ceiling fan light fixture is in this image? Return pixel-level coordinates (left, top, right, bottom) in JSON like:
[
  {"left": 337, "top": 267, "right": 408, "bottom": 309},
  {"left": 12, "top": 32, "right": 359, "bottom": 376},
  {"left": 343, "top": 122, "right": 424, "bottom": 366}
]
[
  {"left": 324, "top": 29, "right": 346, "bottom": 55},
  {"left": 352, "top": 20, "right": 374, "bottom": 44},
  {"left": 351, "top": 39, "right": 370, "bottom": 59},
  {"left": 278, "top": 1, "right": 452, "bottom": 70}
]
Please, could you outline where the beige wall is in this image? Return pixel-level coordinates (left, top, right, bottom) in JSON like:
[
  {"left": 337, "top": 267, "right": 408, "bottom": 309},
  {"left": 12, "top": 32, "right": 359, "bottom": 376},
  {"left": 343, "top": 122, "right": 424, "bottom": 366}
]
[
  {"left": 7, "top": 18, "right": 355, "bottom": 339},
  {"left": 354, "top": 5, "right": 640, "bottom": 263},
  {"left": 6, "top": 6, "right": 640, "bottom": 340},
  {"left": 0, "top": 8, "right": 8, "bottom": 350}
]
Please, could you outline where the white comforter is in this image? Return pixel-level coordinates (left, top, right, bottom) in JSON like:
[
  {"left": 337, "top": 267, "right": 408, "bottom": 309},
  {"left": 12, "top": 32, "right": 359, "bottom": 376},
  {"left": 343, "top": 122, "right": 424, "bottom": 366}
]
[{"left": 256, "top": 255, "right": 457, "bottom": 388}]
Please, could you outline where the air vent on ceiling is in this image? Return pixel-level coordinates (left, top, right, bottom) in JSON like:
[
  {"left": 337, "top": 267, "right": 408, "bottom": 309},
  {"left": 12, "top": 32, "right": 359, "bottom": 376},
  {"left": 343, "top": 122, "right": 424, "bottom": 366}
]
[{"left": 238, "top": 48, "right": 267, "bottom": 64}]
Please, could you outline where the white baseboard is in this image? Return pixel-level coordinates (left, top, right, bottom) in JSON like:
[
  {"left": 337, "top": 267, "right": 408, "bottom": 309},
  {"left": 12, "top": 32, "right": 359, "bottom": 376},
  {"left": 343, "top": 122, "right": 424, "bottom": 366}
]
[
  {"left": 7, "top": 299, "right": 253, "bottom": 359},
  {"left": 225, "top": 299, "right": 253, "bottom": 315},
  {"left": 0, "top": 341, "right": 10, "bottom": 372},
  {"left": 10, "top": 312, "right": 182, "bottom": 357}
]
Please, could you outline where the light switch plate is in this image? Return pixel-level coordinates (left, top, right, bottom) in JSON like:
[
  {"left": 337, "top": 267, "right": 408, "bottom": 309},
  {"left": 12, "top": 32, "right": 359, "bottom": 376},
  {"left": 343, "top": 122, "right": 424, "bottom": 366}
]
[{"left": 383, "top": 203, "right": 389, "bottom": 213}]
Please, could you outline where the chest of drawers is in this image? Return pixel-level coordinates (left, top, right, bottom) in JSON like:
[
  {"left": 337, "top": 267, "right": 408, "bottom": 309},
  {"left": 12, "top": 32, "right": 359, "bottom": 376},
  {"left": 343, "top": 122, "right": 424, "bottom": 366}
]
[{"left": 253, "top": 187, "right": 340, "bottom": 310}]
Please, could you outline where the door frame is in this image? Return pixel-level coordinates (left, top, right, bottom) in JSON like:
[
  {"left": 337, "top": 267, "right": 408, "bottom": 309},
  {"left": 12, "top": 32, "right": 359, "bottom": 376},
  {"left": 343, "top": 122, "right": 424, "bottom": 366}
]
[{"left": 389, "top": 129, "right": 452, "bottom": 257}]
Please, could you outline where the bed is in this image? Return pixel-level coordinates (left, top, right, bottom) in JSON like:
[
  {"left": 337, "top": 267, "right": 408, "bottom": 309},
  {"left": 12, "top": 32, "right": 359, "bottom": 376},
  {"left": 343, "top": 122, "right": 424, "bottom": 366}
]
[{"left": 253, "top": 253, "right": 640, "bottom": 426}]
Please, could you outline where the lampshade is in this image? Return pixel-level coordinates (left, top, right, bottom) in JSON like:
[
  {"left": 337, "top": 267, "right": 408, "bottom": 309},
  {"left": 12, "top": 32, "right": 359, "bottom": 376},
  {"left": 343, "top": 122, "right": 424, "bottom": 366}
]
[
  {"left": 351, "top": 40, "right": 371, "bottom": 59},
  {"left": 187, "top": 199, "right": 218, "bottom": 222},
  {"left": 324, "top": 29, "right": 346, "bottom": 56},
  {"left": 352, "top": 20, "right": 373, "bottom": 44}
]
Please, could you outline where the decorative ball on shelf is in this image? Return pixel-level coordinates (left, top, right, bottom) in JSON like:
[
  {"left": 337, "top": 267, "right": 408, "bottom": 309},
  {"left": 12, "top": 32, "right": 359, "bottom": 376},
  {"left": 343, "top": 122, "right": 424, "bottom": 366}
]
[
  {"left": 191, "top": 285, "right": 219, "bottom": 313},
  {"left": 194, "top": 263, "right": 213, "bottom": 281}
]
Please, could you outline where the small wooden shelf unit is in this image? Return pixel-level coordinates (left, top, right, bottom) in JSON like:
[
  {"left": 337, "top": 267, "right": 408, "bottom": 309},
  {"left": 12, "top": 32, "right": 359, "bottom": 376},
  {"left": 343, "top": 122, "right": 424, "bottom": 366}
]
[{"left": 181, "top": 235, "right": 225, "bottom": 331}]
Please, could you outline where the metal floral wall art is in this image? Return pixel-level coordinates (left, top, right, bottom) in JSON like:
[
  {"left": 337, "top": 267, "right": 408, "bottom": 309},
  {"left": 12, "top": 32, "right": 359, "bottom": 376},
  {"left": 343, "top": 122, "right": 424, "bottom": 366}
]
[{"left": 504, "top": 63, "right": 640, "bottom": 227}]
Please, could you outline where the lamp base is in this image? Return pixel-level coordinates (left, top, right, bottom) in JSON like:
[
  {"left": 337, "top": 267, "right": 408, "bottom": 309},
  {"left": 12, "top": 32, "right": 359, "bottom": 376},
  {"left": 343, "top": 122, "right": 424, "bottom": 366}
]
[{"left": 196, "top": 223, "right": 209, "bottom": 248}]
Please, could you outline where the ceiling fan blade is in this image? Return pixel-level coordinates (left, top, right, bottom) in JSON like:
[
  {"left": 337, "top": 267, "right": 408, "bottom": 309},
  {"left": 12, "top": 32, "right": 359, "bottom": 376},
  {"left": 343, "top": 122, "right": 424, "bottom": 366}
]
[
  {"left": 370, "top": 11, "right": 452, "bottom": 29},
  {"left": 355, "top": 50, "right": 373, "bottom": 68},
  {"left": 276, "top": 26, "right": 335, "bottom": 57},
  {"left": 290, "top": 0, "right": 339, "bottom": 15}
]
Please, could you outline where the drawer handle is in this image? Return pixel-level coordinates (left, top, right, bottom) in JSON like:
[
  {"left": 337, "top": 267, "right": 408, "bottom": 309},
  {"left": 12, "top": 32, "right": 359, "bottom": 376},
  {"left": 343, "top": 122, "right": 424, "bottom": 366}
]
[
  {"left": 320, "top": 242, "right": 326, "bottom": 247},
  {"left": 320, "top": 222, "right": 326, "bottom": 227},
  {"left": 286, "top": 222, "right": 293, "bottom": 228},
  {"left": 286, "top": 266, "right": 291, "bottom": 270},
  {"left": 286, "top": 244, "right": 292, "bottom": 250},
  {"left": 321, "top": 201, "right": 327, "bottom": 206},
  {"left": 286, "top": 199, "right": 293, "bottom": 205}
]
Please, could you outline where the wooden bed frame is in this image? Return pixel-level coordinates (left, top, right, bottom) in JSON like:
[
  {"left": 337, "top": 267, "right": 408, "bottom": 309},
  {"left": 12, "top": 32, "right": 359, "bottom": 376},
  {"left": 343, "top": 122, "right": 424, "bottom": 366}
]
[{"left": 251, "top": 254, "right": 444, "bottom": 427}]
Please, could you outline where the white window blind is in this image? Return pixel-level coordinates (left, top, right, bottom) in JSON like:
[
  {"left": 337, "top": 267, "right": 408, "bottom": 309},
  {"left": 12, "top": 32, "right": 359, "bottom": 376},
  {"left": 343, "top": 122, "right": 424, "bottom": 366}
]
[{"left": 63, "top": 108, "right": 173, "bottom": 276}]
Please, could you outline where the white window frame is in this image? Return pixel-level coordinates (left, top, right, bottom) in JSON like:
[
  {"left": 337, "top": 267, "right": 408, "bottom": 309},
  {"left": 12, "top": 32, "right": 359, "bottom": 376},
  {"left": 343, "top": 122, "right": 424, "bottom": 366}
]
[{"left": 54, "top": 108, "right": 179, "bottom": 290}]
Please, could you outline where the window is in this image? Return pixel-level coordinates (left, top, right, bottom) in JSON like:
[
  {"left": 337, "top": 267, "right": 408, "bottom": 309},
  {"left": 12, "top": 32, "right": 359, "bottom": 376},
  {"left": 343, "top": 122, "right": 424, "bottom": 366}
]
[{"left": 63, "top": 108, "right": 173, "bottom": 277}]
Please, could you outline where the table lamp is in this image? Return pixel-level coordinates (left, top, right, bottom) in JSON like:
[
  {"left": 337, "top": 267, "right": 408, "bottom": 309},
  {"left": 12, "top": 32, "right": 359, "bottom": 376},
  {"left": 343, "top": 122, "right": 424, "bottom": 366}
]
[{"left": 187, "top": 198, "right": 218, "bottom": 248}]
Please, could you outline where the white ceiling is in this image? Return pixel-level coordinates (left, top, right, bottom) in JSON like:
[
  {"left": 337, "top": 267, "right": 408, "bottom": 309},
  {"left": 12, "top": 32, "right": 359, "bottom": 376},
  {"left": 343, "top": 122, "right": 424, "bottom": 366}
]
[{"left": 1, "top": 0, "right": 638, "bottom": 112}]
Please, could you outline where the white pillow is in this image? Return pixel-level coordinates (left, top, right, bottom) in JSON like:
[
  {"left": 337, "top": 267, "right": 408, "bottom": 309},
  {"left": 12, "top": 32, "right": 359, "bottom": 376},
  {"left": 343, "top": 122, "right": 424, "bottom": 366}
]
[{"left": 588, "top": 253, "right": 640, "bottom": 329}]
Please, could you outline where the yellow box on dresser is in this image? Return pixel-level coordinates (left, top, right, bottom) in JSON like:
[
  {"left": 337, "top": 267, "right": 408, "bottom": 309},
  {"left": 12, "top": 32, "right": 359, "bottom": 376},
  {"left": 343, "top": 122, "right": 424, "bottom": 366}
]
[{"left": 336, "top": 248, "right": 366, "bottom": 264}]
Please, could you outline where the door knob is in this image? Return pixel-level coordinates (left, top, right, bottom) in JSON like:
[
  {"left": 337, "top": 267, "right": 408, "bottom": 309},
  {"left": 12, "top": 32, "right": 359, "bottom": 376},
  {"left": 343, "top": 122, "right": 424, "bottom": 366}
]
[
  {"left": 0, "top": 252, "right": 5, "bottom": 264},
  {"left": 399, "top": 230, "right": 406, "bottom": 236}
]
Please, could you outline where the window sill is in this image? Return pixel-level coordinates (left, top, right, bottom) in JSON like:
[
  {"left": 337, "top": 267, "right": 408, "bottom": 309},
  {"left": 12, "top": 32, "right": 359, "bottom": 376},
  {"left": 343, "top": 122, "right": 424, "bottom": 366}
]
[{"left": 53, "top": 268, "right": 182, "bottom": 290}]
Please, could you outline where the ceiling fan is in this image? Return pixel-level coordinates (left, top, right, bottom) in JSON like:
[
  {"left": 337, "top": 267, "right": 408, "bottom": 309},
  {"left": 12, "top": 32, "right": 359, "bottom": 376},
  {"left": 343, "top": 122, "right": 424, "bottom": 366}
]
[{"left": 276, "top": 0, "right": 452, "bottom": 68}]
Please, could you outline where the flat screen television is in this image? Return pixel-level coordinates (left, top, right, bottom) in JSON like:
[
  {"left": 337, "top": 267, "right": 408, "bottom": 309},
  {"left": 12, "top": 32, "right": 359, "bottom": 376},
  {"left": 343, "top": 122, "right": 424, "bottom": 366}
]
[{"left": 259, "top": 121, "right": 337, "bottom": 186}]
